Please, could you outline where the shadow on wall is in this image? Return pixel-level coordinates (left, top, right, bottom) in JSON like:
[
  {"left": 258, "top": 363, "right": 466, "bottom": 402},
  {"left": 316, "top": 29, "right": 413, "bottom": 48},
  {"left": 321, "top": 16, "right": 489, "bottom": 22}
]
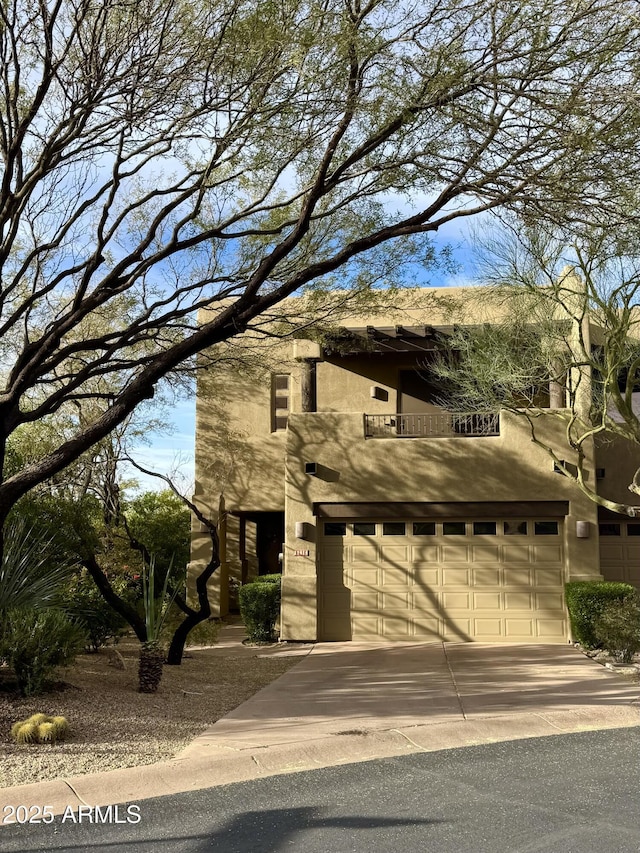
[{"left": 286, "top": 411, "right": 573, "bottom": 643}]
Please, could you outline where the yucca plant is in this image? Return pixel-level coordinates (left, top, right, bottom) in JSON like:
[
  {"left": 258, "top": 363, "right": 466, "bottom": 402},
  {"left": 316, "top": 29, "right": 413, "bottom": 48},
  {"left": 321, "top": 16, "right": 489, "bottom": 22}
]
[{"left": 138, "top": 558, "right": 174, "bottom": 693}]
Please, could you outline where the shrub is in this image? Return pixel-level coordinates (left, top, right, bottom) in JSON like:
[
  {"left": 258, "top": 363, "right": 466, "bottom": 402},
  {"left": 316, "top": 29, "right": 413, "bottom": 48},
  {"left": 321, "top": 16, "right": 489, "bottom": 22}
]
[
  {"left": 565, "top": 581, "right": 636, "bottom": 649},
  {"left": 593, "top": 597, "right": 640, "bottom": 663},
  {"left": 239, "top": 576, "right": 282, "bottom": 643},
  {"left": 11, "top": 714, "right": 70, "bottom": 744},
  {"left": 0, "top": 609, "right": 87, "bottom": 696},
  {"left": 60, "top": 572, "right": 133, "bottom": 652}
]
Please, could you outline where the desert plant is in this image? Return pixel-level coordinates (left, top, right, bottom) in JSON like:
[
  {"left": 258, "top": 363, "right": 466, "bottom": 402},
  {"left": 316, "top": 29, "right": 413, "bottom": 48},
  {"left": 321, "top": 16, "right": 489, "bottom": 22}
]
[
  {"left": 238, "top": 576, "right": 282, "bottom": 643},
  {"left": 11, "top": 714, "right": 70, "bottom": 744},
  {"left": 60, "top": 571, "right": 132, "bottom": 652},
  {"left": 138, "top": 558, "right": 175, "bottom": 693},
  {"left": 565, "top": 582, "right": 636, "bottom": 649},
  {"left": 593, "top": 597, "right": 640, "bottom": 663},
  {"left": 0, "top": 518, "right": 76, "bottom": 613},
  {"left": 0, "top": 609, "right": 87, "bottom": 696}
]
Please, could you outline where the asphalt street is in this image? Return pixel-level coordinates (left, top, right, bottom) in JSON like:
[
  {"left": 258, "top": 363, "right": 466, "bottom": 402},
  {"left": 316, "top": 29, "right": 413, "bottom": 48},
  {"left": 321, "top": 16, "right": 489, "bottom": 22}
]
[{"left": 2, "top": 727, "right": 639, "bottom": 853}]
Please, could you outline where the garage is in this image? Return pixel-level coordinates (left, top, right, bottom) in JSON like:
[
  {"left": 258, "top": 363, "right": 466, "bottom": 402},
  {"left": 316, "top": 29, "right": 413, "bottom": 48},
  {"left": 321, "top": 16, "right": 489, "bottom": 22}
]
[
  {"left": 598, "top": 518, "right": 640, "bottom": 591},
  {"left": 317, "top": 507, "right": 568, "bottom": 642}
]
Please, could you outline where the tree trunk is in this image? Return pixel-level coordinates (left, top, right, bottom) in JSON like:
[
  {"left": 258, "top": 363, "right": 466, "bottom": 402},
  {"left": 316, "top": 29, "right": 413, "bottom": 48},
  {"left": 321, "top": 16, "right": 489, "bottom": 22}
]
[
  {"left": 165, "top": 552, "right": 219, "bottom": 665},
  {"left": 82, "top": 554, "right": 147, "bottom": 642}
]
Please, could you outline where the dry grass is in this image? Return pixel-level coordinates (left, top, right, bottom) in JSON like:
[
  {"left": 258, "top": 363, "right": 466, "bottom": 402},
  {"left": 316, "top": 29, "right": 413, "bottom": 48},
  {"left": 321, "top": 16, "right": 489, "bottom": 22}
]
[{"left": 0, "top": 638, "right": 299, "bottom": 788}]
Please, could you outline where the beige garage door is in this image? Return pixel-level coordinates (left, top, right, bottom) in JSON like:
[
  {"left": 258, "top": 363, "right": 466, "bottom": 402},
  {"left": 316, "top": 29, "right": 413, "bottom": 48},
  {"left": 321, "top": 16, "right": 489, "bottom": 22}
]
[
  {"left": 318, "top": 518, "right": 567, "bottom": 642},
  {"left": 599, "top": 520, "right": 640, "bottom": 590}
]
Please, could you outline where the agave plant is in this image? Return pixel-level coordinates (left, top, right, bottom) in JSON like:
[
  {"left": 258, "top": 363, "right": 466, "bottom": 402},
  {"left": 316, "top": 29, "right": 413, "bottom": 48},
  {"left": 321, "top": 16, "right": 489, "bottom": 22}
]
[{"left": 138, "top": 557, "right": 175, "bottom": 694}]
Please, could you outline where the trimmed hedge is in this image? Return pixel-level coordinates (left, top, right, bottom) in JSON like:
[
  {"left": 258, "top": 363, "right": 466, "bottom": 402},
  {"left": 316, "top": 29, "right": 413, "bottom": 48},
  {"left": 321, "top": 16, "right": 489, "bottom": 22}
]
[
  {"left": 238, "top": 575, "right": 282, "bottom": 643},
  {"left": 594, "top": 597, "right": 640, "bottom": 663},
  {"left": 565, "top": 581, "right": 636, "bottom": 648}
]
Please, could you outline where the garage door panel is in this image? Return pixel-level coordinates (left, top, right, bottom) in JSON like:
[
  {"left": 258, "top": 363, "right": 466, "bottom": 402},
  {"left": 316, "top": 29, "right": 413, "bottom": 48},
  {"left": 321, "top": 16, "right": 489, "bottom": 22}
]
[
  {"left": 474, "top": 592, "right": 501, "bottom": 609},
  {"left": 442, "top": 545, "right": 469, "bottom": 562},
  {"left": 351, "top": 544, "right": 379, "bottom": 563},
  {"left": 443, "top": 569, "right": 470, "bottom": 586},
  {"left": 505, "top": 568, "right": 533, "bottom": 586},
  {"left": 533, "top": 545, "right": 563, "bottom": 562},
  {"left": 505, "top": 592, "right": 533, "bottom": 609},
  {"left": 381, "top": 546, "right": 409, "bottom": 562},
  {"left": 442, "top": 591, "right": 471, "bottom": 609},
  {"left": 319, "top": 516, "right": 567, "bottom": 642},
  {"left": 412, "top": 545, "right": 439, "bottom": 560},
  {"left": 534, "top": 568, "right": 564, "bottom": 586},
  {"left": 505, "top": 619, "right": 535, "bottom": 637},
  {"left": 472, "top": 546, "right": 500, "bottom": 562},
  {"left": 413, "top": 566, "right": 439, "bottom": 586},
  {"left": 536, "top": 592, "right": 564, "bottom": 610},
  {"left": 503, "top": 545, "right": 531, "bottom": 562},
  {"left": 472, "top": 568, "right": 501, "bottom": 587},
  {"left": 381, "top": 566, "right": 412, "bottom": 585},
  {"left": 473, "top": 618, "right": 503, "bottom": 637}
]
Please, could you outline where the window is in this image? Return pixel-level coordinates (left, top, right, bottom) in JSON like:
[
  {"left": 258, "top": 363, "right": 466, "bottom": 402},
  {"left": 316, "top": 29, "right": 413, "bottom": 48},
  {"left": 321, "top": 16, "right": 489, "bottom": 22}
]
[
  {"left": 383, "top": 522, "right": 406, "bottom": 536},
  {"left": 473, "top": 521, "right": 496, "bottom": 535},
  {"left": 413, "top": 522, "right": 436, "bottom": 535},
  {"left": 353, "top": 522, "right": 376, "bottom": 536},
  {"left": 599, "top": 523, "right": 621, "bottom": 536},
  {"left": 324, "top": 522, "right": 346, "bottom": 536},
  {"left": 504, "top": 521, "right": 527, "bottom": 535},
  {"left": 443, "top": 522, "right": 466, "bottom": 535},
  {"left": 272, "top": 374, "right": 290, "bottom": 431},
  {"left": 627, "top": 524, "right": 640, "bottom": 536},
  {"left": 534, "top": 521, "right": 559, "bottom": 535}
]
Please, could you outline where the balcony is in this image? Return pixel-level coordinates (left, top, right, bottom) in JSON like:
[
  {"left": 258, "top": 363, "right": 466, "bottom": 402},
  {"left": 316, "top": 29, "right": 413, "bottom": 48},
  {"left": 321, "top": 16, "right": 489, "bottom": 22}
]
[{"left": 365, "top": 411, "right": 500, "bottom": 438}]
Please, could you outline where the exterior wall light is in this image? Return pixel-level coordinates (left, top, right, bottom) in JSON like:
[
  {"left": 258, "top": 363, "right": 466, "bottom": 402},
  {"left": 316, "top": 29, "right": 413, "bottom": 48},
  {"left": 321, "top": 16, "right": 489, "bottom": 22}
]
[
  {"left": 576, "top": 521, "right": 590, "bottom": 539},
  {"left": 295, "top": 521, "right": 313, "bottom": 541}
]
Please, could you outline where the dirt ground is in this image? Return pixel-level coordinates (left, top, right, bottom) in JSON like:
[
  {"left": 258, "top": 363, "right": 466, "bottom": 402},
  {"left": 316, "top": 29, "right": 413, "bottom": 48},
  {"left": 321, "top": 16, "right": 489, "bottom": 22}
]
[{"left": 0, "top": 638, "right": 299, "bottom": 788}]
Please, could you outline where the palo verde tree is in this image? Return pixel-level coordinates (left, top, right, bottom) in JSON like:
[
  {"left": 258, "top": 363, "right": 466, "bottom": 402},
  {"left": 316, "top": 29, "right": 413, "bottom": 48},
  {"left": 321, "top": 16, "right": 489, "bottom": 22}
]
[
  {"left": 1, "top": 0, "right": 640, "bottom": 546},
  {"left": 432, "top": 222, "right": 640, "bottom": 518}
]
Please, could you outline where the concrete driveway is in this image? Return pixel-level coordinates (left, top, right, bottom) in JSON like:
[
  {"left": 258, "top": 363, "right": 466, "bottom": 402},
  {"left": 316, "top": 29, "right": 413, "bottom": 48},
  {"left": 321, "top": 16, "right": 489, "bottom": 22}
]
[
  {"left": 183, "top": 642, "right": 640, "bottom": 760},
  {"left": 3, "top": 642, "right": 639, "bottom": 815}
]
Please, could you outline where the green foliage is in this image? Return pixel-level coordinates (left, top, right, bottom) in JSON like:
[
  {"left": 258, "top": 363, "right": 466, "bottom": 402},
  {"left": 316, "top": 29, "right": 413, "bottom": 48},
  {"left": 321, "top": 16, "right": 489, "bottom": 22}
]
[
  {"left": 127, "top": 491, "right": 191, "bottom": 579},
  {"left": 239, "top": 576, "right": 282, "bottom": 643},
  {"left": 0, "top": 610, "right": 87, "bottom": 696},
  {"left": 141, "top": 557, "right": 175, "bottom": 645},
  {"left": 59, "top": 571, "right": 135, "bottom": 652},
  {"left": 0, "top": 518, "right": 77, "bottom": 613},
  {"left": 565, "top": 581, "right": 636, "bottom": 649},
  {"left": 11, "top": 714, "right": 70, "bottom": 744},
  {"left": 593, "top": 597, "right": 640, "bottom": 663}
]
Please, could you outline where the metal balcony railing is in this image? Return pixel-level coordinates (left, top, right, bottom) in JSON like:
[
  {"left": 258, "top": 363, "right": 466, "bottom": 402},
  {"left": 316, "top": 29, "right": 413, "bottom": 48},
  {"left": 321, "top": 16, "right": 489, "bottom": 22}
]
[{"left": 365, "top": 412, "right": 500, "bottom": 438}]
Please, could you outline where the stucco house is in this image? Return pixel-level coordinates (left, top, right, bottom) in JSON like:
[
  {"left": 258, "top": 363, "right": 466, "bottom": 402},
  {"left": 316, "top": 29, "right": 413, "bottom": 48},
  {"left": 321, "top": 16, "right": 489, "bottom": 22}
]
[{"left": 189, "top": 285, "right": 640, "bottom": 643}]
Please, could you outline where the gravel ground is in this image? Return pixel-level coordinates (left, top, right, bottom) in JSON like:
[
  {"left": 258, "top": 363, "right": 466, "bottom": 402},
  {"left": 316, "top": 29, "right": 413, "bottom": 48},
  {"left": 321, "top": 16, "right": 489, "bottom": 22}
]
[{"left": 0, "top": 639, "right": 298, "bottom": 788}]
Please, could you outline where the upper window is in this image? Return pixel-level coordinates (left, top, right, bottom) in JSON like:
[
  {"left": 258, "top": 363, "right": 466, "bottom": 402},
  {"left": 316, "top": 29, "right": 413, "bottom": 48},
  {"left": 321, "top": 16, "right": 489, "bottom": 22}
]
[
  {"left": 443, "top": 522, "right": 466, "bottom": 535},
  {"left": 473, "top": 521, "right": 497, "bottom": 535},
  {"left": 504, "top": 521, "right": 528, "bottom": 536},
  {"left": 534, "top": 521, "right": 559, "bottom": 535},
  {"left": 272, "top": 374, "right": 290, "bottom": 431},
  {"left": 599, "top": 523, "right": 621, "bottom": 536}
]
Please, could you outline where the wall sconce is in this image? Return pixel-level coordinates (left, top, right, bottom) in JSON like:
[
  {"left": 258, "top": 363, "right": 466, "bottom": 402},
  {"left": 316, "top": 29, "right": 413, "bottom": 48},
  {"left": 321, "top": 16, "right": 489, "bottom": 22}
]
[
  {"left": 576, "top": 521, "right": 590, "bottom": 539},
  {"left": 295, "top": 521, "right": 313, "bottom": 541}
]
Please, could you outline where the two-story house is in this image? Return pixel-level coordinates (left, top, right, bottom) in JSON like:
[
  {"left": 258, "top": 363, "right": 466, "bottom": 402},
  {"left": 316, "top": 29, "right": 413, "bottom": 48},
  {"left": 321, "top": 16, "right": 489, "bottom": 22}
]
[{"left": 189, "top": 285, "right": 640, "bottom": 643}]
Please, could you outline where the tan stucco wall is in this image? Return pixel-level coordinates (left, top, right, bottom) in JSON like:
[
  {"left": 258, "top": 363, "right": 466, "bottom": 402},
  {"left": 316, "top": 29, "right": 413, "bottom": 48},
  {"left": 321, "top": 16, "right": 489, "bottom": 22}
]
[{"left": 280, "top": 410, "right": 601, "bottom": 640}]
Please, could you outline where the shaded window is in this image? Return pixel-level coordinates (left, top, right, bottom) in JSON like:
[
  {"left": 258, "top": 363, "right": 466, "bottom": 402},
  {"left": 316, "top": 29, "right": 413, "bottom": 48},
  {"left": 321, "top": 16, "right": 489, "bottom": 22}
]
[
  {"left": 599, "top": 523, "right": 621, "bottom": 536},
  {"left": 383, "top": 522, "right": 406, "bottom": 536},
  {"left": 413, "top": 522, "right": 436, "bottom": 536},
  {"left": 473, "top": 521, "right": 496, "bottom": 535},
  {"left": 353, "top": 522, "right": 376, "bottom": 536},
  {"left": 272, "top": 373, "right": 290, "bottom": 431},
  {"left": 504, "top": 521, "right": 528, "bottom": 535},
  {"left": 324, "top": 522, "right": 346, "bottom": 536},
  {"left": 443, "top": 522, "right": 466, "bottom": 535},
  {"left": 627, "top": 524, "right": 640, "bottom": 536},
  {"left": 534, "top": 521, "right": 559, "bottom": 535}
]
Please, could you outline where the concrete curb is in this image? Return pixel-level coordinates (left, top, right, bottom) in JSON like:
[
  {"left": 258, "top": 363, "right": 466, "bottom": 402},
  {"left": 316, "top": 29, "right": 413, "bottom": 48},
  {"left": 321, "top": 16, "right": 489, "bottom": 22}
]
[{"left": 2, "top": 705, "right": 639, "bottom": 817}]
